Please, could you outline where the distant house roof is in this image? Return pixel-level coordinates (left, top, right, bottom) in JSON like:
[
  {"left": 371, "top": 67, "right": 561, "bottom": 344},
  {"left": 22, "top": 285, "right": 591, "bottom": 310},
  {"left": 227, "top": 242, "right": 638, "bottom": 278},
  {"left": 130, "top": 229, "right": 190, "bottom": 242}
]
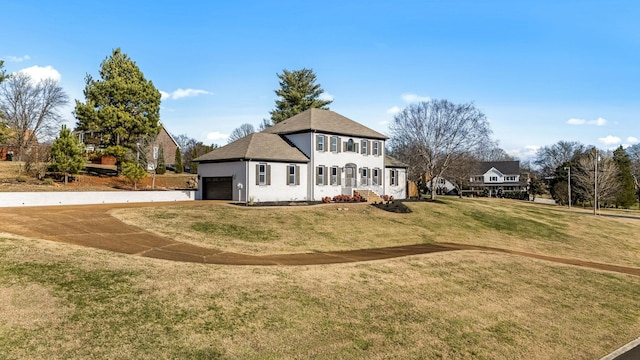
[
  {"left": 262, "top": 108, "right": 388, "bottom": 140},
  {"left": 384, "top": 155, "right": 408, "bottom": 168},
  {"left": 194, "top": 133, "right": 309, "bottom": 164},
  {"left": 477, "top": 161, "right": 520, "bottom": 175},
  {"left": 159, "top": 122, "right": 179, "bottom": 148}
]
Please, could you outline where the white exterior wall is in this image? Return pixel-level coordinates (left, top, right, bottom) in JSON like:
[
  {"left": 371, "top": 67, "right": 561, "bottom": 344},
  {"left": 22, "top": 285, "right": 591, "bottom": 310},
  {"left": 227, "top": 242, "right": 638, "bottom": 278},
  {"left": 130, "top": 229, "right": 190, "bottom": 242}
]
[
  {"left": 196, "top": 161, "right": 247, "bottom": 201},
  {"left": 0, "top": 191, "right": 195, "bottom": 208},
  {"left": 311, "top": 133, "right": 386, "bottom": 201},
  {"left": 426, "top": 176, "right": 458, "bottom": 193},
  {"left": 482, "top": 168, "right": 520, "bottom": 185},
  {"left": 384, "top": 167, "right": 407, "bottom": 199},
  {"left": 247, "top": 161, "right": 309, "bottom": 203},
  {"left": 483, "top": 168, "right": 503, "bottom": 183}
]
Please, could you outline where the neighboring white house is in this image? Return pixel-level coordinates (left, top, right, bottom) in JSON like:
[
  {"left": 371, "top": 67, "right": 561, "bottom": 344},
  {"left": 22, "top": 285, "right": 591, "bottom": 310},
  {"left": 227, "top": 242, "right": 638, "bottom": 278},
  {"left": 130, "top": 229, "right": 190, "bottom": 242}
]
[
  {"left": 424, "top": 176, "right": 459, "bottom": 195},
  {"left": 467, "top": 161, "right": 527, "bottom": 196},
  {"left": 194, "top": 108, "right": 407, "bottom": 202}
]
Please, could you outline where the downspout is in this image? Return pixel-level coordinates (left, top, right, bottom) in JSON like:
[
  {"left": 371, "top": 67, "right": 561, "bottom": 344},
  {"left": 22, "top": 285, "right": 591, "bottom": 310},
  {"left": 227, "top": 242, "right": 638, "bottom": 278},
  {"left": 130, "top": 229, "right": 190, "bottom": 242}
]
[
  {"left": 309, "top": 132, "right": 314, "bottom": 201},
  {"left": 246, "top": 159, "right": 249, "bottom": 204}
]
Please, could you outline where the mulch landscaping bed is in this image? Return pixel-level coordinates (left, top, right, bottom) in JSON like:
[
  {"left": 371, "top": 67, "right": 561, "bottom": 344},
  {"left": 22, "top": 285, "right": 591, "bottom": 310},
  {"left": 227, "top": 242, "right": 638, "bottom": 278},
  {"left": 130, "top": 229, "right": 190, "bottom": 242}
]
[{"left": 371, "top": 201, "right": 413, "bottom": 213}]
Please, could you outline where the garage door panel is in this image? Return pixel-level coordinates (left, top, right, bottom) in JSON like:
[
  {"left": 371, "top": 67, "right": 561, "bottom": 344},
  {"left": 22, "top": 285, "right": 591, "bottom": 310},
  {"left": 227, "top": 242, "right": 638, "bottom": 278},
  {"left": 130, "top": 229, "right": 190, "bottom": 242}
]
[{"left": 203, "top": 177, "right": 233, "bottom": 200}]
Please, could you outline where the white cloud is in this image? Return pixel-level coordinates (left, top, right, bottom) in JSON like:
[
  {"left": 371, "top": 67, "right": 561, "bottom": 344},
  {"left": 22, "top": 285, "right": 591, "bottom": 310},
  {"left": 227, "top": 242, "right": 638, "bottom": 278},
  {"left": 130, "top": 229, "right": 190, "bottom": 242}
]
[
  {"left": 161, "top": 88, "right": 211, "bottom": 100},
  {"left": 386, "top": 106, "right": 401, "bottom": 114},
  {"left": 206, "top": 131, "right": 228, "bottom": 142},
  {"left": 401, "top": 93, "right": 431, "bottom": 103},
  {"left": 15, "top": 65, "right": 61, "bottom": 82},
  {"left": 567, "top": 118, "right": 586, "bottom": 125},
  {"left": 592, "top": 117, "right": 607, "bottom": 126},
  {"left": 567, "top": 117, "right": 607, "bottom": 126},
  {"left": 506, "top": 145, "right": 540, "bottom": 160},
  {"left": 319, "top": 92, "right": 334, "bottom": 102},
  {"left": 626, "top": 136, "right": 639, "bottom": 144},
  {"left": 4, "top": 55, "right": 31, "bottom": 62},
  {"left": 598, "top": 135, "right": 621, "bottom": 145}
]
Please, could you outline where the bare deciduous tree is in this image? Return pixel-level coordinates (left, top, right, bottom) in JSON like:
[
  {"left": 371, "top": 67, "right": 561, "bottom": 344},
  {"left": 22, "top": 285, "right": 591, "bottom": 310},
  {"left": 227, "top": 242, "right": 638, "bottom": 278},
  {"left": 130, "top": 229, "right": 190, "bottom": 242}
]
[
  {"left": 477, "top": 141, "right": 514, "bottom": 161},
  {"left": 228, "top": 123, "right": 255, "bottom": 143},
  {"left": 0, "top": 72, "right": 68, "bottom": 161},
  {"left": 572, "top": 148, "right": 621, "bottom": 211},
  {"left": 389, "top": 99, "right": 492, "bottom": 200},
  {"left": 534, "top": 140, "right": 585, "bottom": 177},
  {"left": 442, "top": 153, "right": 478, "bottom": 198}
]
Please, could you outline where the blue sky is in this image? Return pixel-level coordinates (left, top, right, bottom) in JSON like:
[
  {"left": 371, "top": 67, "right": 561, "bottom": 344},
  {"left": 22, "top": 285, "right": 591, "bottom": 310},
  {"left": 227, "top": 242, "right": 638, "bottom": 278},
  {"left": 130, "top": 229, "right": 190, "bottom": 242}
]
[{"left": 3, "top": 0, "right": 639, "bottom": 159}]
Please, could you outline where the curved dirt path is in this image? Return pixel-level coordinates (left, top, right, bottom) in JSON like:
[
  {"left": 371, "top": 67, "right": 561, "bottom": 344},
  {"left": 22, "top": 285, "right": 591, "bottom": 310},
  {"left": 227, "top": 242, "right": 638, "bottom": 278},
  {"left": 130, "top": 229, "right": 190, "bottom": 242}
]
[{"left": 0, "top": 202, "right": 639, "bottom": 276}]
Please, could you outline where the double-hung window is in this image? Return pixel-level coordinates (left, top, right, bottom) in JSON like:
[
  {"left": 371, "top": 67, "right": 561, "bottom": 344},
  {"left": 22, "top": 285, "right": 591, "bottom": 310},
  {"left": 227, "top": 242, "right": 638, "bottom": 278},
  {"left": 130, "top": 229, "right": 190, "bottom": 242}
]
[
  {"left": 316, "top": 166, "right": 326, "bottom": 185},
  {"left": 372, "top": 168, "right": 380, "bottom": 185},
  {"left": 390, "top": 169, "right": 398, "bottom": 186},
  {"left": 361, "top": 167, "right": 369, "bottom": 185},
  {"left": 372, "top": 141, "right": 380, "bottom": 156},
  {"left": 331, "top": 166, "right": 339, "bottom": 185},
  {"left": 330, "top": 137, "right": 338, "bottom": 152},
  {"left": 287, "top": 165, "right": 300, "bottom": 185},
  {"left": 257, "top": 163, "right": 270, "bottom": 185},
  {"left": 361, "top": 140, "right": 368, "bottom": 155},
  {"left": 316, "top": 135, "right": 324, "bottom": 151}
]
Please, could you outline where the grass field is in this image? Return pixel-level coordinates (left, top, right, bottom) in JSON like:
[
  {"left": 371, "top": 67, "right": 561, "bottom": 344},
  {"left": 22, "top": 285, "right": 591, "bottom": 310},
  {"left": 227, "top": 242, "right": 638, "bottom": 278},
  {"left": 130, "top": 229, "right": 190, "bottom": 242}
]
[
  {"left": 2, "top": 198, "right": 640, "bottom": 358},
  {"left": 112, "top": 197, "right": 640, "bottom": 268}
]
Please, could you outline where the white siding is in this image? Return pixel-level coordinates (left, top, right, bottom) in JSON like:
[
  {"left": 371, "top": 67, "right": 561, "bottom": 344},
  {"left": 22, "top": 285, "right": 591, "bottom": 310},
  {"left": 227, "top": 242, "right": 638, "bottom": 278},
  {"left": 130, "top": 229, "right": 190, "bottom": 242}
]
[
  {"left": 384, "top": 167, "right": 407, "bottom": 199},
  {"left": 311, "top": 133, "right": 385, "bottom": 201},
  {"left": 197, "top": 161, "right": 308, "bottom": 202},
  {"left": 247, "top": 161, "right": 308, "bottom": 203}
]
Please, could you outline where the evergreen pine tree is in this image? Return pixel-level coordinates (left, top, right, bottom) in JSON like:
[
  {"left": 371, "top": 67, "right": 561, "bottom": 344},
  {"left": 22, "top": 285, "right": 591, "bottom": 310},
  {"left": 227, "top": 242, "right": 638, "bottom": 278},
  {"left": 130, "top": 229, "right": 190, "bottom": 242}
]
[
  {"left": 50, "top": 125, "right": 85, "bottom": 184},
  {"left": 613, "top": 145, "right": 636, "bottom": 208},
  {"left": 122, "top": 161, "right": 147, "bottom": 190},
  {"left": 156, "top": 147, "right": 166, "bottom": 174},
  {"left": 190, "top": 147, "right": 198, "bottom": 174},
  {"left": 175, "top": 149, "right": 183, "bottom": 174},
  {"left": 75, "top": 48, "right": 161, "bottom": 174},
  {"left": 269, "top": 68, "right": 332, "bottom": 124}
]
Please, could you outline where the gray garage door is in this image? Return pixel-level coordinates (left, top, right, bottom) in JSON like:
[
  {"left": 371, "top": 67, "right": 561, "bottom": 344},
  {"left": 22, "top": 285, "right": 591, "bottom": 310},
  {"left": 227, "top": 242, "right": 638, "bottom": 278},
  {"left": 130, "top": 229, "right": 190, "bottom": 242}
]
[{"left": 202, "top": 177, "right": 233, "bottom": 200}]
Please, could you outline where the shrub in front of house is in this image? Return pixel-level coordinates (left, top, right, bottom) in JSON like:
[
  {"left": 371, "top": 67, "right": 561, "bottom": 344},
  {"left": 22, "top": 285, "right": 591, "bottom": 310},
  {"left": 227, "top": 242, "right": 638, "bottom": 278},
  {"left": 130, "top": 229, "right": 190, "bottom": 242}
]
[{"left": 331, "top": 194, "right": 367, "bottom": 203}]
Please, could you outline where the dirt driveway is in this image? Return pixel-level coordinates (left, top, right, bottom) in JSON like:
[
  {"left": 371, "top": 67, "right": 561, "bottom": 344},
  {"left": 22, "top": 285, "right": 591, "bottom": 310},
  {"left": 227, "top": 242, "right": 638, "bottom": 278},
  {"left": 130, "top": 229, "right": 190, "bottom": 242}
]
[{"left": 0, "top": 202, "right": 639, "bottom": 276}]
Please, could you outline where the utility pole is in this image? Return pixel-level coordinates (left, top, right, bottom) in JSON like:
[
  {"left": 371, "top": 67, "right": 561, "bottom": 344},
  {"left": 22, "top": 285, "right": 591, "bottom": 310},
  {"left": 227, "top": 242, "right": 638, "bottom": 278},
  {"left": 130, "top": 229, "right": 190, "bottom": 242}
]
[{"left": 594, "top": 148, "right": 598, "bottom": 216}]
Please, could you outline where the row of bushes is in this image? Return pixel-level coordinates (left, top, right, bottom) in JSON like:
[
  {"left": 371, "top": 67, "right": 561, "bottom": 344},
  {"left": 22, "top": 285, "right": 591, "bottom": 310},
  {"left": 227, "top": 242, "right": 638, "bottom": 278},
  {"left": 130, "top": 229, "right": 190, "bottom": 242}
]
[
  {"left": 321, "top": 193, "right": 368, "bottom": 203},
  {"left": 462, "top": 190, "right": 529, "bottom": 200}
]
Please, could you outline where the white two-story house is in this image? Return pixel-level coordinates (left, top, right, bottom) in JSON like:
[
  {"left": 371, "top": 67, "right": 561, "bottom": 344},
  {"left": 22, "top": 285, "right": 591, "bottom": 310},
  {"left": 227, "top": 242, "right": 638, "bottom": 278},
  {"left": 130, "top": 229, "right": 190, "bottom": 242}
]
[
  {"left": 194, "top": 108, "right": 407, "bottom": 202},
  {"left": 467, "top": 161, "right": 527, "bottom": 196}
]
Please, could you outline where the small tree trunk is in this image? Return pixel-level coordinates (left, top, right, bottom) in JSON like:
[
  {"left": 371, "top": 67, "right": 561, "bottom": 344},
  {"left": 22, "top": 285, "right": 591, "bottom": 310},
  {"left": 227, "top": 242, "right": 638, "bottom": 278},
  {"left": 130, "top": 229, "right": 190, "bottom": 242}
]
[
  {"left": 64, "top": 173, "right": 68, "bottom": 184},
  {"left": 430, "top": 178, "right": 437, "bottom": 200}
]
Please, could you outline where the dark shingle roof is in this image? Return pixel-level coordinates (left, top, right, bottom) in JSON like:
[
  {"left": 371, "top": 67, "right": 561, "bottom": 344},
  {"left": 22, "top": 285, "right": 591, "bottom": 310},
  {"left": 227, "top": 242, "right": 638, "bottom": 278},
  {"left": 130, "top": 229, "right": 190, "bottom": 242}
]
[
  {"left": 477, "top": 161, "right": 520, "bottom": 175},
  {"left": 384, "top": 155, "right": 408, "bottom": 168},
  {"left": 194, "top": 133, "right": 309, "bottom": 163},
  {"left": 262, "top": 108, "right": 388, "bottom": 140}
]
